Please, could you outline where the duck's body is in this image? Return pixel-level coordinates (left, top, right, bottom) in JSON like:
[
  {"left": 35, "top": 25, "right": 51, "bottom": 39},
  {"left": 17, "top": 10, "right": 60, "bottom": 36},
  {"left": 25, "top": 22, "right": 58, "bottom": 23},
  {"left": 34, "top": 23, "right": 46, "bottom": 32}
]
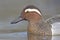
[
  {"left": 11, "top": 5, "right": 52, "bottom": 40},
  {"left": 28, "top": 20, "right": 52, "bottom": 36},
  {"left": 28, "top": 20, "right": 52, "bottom": 40}
]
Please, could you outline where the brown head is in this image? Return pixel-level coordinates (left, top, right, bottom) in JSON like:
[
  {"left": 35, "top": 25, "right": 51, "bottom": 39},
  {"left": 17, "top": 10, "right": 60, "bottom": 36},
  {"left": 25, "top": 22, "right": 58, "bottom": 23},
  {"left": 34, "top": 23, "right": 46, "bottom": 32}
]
[{"left": 11, "top": 5, "right": 42, "bottom": 24}]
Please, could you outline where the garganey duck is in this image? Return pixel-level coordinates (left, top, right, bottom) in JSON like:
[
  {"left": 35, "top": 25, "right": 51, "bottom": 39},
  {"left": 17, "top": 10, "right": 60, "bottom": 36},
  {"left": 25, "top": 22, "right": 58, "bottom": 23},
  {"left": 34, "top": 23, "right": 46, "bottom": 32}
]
[{"left": 11, "top": 5, "right": 52, "bottom": 40}]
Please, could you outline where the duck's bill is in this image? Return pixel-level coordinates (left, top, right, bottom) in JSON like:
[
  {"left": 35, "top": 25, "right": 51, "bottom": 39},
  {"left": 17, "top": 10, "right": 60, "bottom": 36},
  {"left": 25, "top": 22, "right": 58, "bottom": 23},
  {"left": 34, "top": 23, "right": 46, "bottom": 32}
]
[{"left": 11, "top": 17, "right": 23, "bottom": 24}]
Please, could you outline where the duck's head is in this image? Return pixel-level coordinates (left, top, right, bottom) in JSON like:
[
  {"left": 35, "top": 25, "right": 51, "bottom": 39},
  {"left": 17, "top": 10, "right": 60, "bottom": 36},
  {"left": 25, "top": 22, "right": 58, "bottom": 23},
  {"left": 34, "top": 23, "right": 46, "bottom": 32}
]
[{"left": 11, "top": 5, "right": 42, "bottom": 24}]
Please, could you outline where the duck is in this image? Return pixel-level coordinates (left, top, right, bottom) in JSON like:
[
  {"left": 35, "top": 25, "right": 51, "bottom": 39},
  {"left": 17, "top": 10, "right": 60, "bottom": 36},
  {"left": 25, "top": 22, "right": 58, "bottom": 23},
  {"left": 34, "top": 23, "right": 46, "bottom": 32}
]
[{"left": 11, "top": 5, "right": 52, "bottom": 40}]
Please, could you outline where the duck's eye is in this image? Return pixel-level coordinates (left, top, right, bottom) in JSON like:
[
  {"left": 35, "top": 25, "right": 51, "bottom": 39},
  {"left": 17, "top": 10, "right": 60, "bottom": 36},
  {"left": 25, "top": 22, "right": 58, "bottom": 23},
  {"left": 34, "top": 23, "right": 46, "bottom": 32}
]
[
  {"left": 26, "top": 11, "right": 29, "bottom": 13},
  {"left": 24, "top": 18, "right": 27, "bottom": 20}
]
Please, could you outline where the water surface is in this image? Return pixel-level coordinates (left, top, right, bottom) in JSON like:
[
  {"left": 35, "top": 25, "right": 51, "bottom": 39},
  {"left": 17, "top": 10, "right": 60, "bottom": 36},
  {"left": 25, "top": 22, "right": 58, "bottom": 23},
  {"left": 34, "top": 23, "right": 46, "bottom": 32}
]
[{"left": 0, "top": 32, "right": 60, "bottom": 40}]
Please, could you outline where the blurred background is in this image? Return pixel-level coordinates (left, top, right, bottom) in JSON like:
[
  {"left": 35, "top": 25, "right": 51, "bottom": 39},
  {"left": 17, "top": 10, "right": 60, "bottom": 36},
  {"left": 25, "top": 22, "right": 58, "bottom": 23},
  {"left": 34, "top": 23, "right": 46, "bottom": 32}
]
[{"left": 0, "top": 0, "right": 60, "bottom": 39}]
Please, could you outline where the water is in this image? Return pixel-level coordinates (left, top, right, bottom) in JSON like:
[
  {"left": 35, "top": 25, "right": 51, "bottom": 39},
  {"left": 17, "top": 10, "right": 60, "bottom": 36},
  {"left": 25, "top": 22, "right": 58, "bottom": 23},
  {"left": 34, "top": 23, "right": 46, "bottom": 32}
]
[
  {"left": 52, "top": 36, "right": 60, "bottom": 40},
  {"left": 0, "top": 32, "right": 60, "bottom": 40}
]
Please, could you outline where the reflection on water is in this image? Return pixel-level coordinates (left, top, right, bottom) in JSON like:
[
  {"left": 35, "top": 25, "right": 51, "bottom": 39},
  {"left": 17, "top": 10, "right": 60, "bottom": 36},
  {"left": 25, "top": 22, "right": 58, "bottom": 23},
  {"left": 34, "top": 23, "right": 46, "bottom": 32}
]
[
  {"left": 0, "top": 32, "right": 27, "bottom": 39},
  {"left": 0, "top": 32, "right": 59, "bottom": 40},
  {"left": 28, "top": 33, "right": 52, "bottom": 40}
]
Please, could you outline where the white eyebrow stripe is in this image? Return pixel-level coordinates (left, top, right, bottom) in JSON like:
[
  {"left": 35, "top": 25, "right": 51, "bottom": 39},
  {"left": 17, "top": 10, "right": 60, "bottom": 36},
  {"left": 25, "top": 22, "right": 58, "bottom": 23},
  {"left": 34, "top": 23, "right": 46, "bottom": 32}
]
[{"left": 25, "top": 8, "right": 42, "bottom": 15}]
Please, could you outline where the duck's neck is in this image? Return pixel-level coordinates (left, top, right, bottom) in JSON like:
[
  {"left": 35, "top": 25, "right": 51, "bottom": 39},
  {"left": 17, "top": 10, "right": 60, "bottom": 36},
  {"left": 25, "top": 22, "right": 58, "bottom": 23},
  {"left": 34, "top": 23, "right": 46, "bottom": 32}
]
[
  {"left": 28, "top": 19, "right": 43, "bottom": 33},
  {"left": 29, "top": 18, "right": 43, "bottom": 26},
  {"left": 29, "top": 21, "right": 39, "bottom": 26}
]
